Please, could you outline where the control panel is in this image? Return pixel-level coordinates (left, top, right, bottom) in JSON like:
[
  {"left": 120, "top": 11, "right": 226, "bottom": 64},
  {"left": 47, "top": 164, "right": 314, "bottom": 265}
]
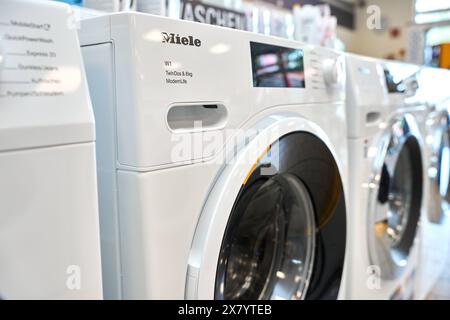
[{"left": 0, "top": 0, "right": 94, "bottom": 151}]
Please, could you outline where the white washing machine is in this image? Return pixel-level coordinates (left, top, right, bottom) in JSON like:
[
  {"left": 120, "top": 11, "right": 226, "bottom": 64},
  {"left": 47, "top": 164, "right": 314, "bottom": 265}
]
[
  {"left": 346, "top": 54, "right": 423, "bottom": 299},
  {"left": 414, "top": 66, "right": 450, "bottom": 299},
  {"left": 380, "top": 59, "right": 432, "bottom": 299},
  {"left": 79, "top": 13, "right": 349, "bottom": 299},
  {"left": 0, "top": 0, "right": 102, "bottom": 299}
]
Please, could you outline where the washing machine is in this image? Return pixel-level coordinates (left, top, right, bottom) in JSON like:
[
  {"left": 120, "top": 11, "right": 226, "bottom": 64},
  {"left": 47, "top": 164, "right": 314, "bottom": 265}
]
[
  {"left": 414, "top": 66, "right": 450, "bottom": 299},
  {"left": 346, "top": 54, "right": 423, "bottom": 299},
  {"left": 0, "top": 0, "right": 102, "bottom": 299},
  {"left": 79, "top": 13, "right": 349, "bottom": 299},
  {"left": 380, "top": 59, "right": 434, "bottom": 299}
]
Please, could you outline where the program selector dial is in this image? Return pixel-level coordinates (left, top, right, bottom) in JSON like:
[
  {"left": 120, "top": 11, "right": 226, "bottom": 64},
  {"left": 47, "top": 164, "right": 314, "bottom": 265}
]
[{"left": 322, "top": 57, "right": 344, "bottom": 86}]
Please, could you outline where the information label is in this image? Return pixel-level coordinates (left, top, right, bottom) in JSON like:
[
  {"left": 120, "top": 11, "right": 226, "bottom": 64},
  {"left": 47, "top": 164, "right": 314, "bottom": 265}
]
[{"left": 0, "top": 10, "right": 80, "bottom": 99}]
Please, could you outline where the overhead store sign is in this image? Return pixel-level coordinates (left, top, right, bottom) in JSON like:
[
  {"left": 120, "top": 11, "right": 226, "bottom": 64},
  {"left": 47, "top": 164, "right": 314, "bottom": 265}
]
[{"left": 180, "top": 0, "right": 247, "bottom": 30}]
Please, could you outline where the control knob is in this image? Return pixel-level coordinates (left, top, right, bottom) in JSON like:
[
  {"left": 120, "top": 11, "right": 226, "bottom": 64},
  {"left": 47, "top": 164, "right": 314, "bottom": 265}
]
[{"left": 323, "top": 57, "right": 344, "bottom": 86}]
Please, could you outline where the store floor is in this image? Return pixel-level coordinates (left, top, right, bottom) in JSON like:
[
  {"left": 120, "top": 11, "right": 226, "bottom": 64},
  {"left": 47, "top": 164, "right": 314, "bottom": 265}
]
[{"left": 428, "top": 249, "right": 450, "bottom": 299}]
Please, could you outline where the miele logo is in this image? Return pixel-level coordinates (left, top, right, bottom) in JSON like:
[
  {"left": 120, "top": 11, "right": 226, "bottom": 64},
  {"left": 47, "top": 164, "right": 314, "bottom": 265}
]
[{"left": 161, "top": 32, "right": 201, "bottom": 47}]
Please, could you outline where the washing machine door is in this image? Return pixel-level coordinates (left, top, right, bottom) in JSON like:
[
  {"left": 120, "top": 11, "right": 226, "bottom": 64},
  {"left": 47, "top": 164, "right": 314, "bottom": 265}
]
[
  {"left": 186, "top": 116, "right": 347, "bottom": 300},
  {"left": 368, "top": 114, "right": 423, "bottom": 280},
  {"left": 427, "top": 110, "right": 450, "bottom": 223}
]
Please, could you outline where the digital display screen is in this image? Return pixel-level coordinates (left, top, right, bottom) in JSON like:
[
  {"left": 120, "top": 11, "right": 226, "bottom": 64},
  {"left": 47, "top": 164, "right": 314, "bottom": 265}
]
[
  {"left": 250, "top": 42, "right": 305, "bottom": 88},
  {"left": 383, "top": 65, "right": 418, "bottom": 94},
  {"left": 384, "top": 68, "right": 406, "bottom": 93}
]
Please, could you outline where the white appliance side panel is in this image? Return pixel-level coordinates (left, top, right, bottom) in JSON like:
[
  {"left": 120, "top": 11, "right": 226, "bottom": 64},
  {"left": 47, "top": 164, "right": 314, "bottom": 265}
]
[
  {"left": 0, "top": 143, "right": 102, "bottom": 299},
  {"left": 346, "top": 138, "right": 382, "bottom": 299},
  {"left": 81, "top": 42, "right": 122, "bottom": 300},
  {"left": 116, "top": 163, "right": 219, "bottom": 299},
  {"left": 0, "top": 0, "right": 95, "bottom": 151},
  {"left": 78, "top": 15, "right": 111, "bottom": 47}
]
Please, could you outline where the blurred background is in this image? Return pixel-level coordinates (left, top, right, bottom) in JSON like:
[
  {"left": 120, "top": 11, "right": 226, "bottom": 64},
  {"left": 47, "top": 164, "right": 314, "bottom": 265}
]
[{"left": 55, "top": 0, "right": 450, "bottom": 68}]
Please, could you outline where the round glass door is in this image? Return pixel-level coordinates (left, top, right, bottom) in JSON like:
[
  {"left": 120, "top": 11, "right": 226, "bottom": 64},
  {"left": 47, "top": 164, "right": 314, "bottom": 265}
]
[
  {"left": 368, "top": 115, "right": 423, "bottom": 279},
  {"left": 215, "top": 173, "right": 316, "bottom": 300},
  {"left": 213, "top": 131, "right": 347, "bottom": 300}
]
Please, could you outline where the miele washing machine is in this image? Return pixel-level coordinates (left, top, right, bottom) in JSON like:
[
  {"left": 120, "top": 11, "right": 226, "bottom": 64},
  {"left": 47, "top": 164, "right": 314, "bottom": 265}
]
[
  {"left": 79, "top": 13, "right": 349, "bottom": 300},
  {"left": 0, "top": 0, "right": 103, "bottom": 299},
  {"left": 414, "top": 66, "right": 450, "bottom": 299},
  {"left": 345, "top": 54, "right": 423, "bottom": 299}
]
